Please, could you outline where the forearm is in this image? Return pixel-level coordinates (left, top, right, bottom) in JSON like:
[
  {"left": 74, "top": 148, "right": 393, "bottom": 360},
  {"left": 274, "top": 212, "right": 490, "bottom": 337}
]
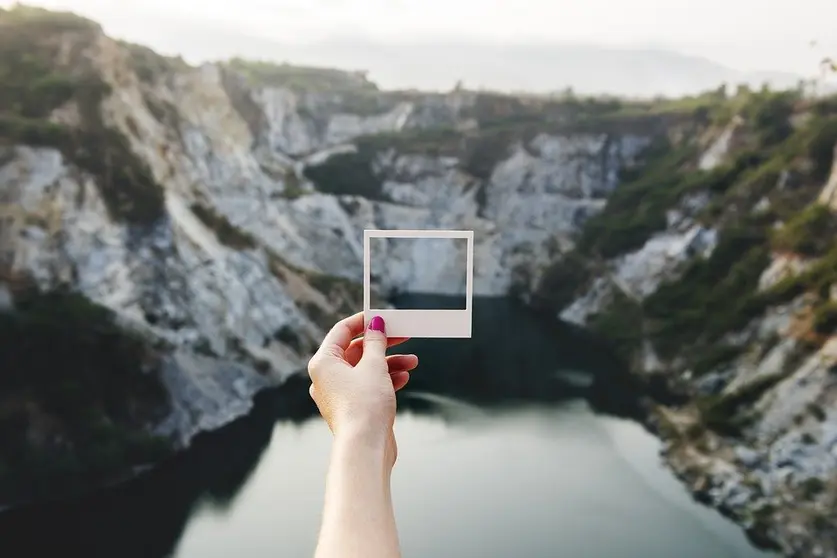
[{"left": 314, "top": 426, "right": 401, "bottom": 558}]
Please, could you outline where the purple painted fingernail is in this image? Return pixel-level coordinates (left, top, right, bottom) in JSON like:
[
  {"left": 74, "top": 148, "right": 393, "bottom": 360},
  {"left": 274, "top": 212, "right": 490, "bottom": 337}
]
[{"left": 369, "top": 315, "right": 385, "bottom": 332}]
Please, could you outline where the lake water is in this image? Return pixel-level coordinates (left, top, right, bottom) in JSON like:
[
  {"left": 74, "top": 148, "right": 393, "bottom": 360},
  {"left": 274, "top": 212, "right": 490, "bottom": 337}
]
[{"left": 0, "top": 297, "right": 775, "bottom": 558}]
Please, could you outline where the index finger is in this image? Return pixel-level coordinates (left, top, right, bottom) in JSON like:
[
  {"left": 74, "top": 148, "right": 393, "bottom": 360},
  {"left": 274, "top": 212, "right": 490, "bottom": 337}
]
[{"left": 317, "top": 312, "right": 365, "bottom": 357}]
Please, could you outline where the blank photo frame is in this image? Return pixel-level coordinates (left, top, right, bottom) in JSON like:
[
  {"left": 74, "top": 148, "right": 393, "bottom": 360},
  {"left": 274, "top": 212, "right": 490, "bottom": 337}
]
[{"left": 363, "top": 229, "right": 474, "bottom": 338}]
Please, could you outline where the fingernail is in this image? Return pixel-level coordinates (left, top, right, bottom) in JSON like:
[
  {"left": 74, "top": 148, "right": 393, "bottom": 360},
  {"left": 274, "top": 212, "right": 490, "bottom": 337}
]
[{"left": 369, "top": 315, "right": 385, "bottom": 332}]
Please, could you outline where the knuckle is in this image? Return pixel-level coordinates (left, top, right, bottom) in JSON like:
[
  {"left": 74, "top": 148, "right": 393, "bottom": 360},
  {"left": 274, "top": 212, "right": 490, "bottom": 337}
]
[{"left": 307, "top": 355, "right": 322, "bottom": 376}]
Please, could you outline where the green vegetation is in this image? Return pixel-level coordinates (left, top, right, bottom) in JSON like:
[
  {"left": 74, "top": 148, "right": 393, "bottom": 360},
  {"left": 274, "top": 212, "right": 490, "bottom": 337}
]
[
  {"left": 813, "top": 302, "right": 837, "bottom": 335},
  {"left": 532, "top": 251, "right": 595, "bottom": 311},
  {"left": 303, "top": 147, "right": 385, "bottom": 200},
  {"left": 690, "top": 344, "right": 745, "bottom": 376},
  {"left": 696, "top": 373, "right": 783, "bottom": 436},
  {"left": 225, "top": 58, "right": 395, "bottom": 115},
  {"left": 190, "top": 203, "right": 258, "bottom": 250},
  {"left": 806, "top": 116, "right": 837, "bottom": 181},
  {"left": 587, "top": 291, "right": 644, "bottom": 363},
  {"left": 742, "top": 89, "right": 797, "bottom": 146},
  {"left": 764, "top": 246, "right": 837, "bottom": 305},
  {"left": 0, "top": 285, "right": 172, "bottom": 502},
  {"left": 0, "top": 5, "right": 165, "bottom": 225},
  {"left": 770, "top": 204, "right": 836, "bottom": 257},
  {"left": 537, "top": 87, "right": 837, "bottom": 391},
  {"left": 761, "top": 245, "right": 837, "bottom": 341},
  {"left": 281, "top": 172, "right": 305, "bottom": 199},
  {"left": 227, "top": 58, "right": 377, "bottom": 93},
  {"left": 120, "top": 41, "right": 188, "bottom": 84},
  {"left": 576, "top": 137, "right": 699, "bottom": 258},
  {"left": 357, "top": 127, "right": 465, "bottom": 157},
  {"left": 644, "top": 227, "right": 771, "bottom": 360}
]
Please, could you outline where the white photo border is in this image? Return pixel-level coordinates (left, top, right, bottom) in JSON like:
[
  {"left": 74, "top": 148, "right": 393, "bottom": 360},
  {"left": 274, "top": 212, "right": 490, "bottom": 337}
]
[{"left": 363, "top": 229, "right": 474, "bottom": 338}]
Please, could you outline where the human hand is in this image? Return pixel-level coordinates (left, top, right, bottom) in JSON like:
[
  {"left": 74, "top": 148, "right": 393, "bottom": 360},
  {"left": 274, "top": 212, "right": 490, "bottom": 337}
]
[{"left": 307, "top": 312, "right": 417, "bottom": 453}]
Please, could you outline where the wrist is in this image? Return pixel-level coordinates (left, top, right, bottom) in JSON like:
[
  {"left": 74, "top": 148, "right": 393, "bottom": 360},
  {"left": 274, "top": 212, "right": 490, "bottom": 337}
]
[
  {"left": 335, "top": 419, "right": 388, "bottom": 448},
  {"left": 333, "top": 421, "right": 395, "bottom": 470}
]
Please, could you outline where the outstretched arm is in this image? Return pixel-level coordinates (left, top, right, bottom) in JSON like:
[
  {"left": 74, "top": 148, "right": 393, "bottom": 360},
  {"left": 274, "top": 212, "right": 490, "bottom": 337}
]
[
  {"left": 308, "top": 313, "right": 415, "bottom": 558},
  {"left": 314, "top": 424, "right": 400, "bottom": 558}
]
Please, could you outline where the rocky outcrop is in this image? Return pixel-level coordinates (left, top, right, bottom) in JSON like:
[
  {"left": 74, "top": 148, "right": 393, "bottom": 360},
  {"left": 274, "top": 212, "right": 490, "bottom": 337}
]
[{"left": 548, "top": 90, "right": 837, "bottom": 556}]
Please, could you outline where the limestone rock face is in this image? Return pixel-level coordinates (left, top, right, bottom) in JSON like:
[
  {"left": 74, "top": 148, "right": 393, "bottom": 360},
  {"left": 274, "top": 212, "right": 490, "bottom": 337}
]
[{"left": 0, "top": 29, "right": 651, "bottom": 454}]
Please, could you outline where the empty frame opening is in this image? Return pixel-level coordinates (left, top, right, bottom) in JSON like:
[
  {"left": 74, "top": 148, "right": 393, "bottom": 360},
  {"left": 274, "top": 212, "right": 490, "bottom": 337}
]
[{"left": 369, "top": 236, "right": 468, "bottom": 310}]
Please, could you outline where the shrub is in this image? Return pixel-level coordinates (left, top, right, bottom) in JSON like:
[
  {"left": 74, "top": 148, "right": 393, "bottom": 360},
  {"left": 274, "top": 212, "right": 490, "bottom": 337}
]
[
  {"left": 303, "top": 148, "right": 385, "bottom": 200},
  {"left": 771, "top": 204, "right": 837, "bottom": 257}
]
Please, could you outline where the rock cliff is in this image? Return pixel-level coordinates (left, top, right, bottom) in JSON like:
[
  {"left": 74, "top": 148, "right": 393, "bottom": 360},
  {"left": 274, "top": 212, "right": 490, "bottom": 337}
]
[
  {"left": 0, "top": 7, "right": 657, "bottom": 505},
  {"left": 538, "top": 89, "right": 837, "bottom": 556},
  {"left": 3, "top": 8, "right": 837, "bottom": 557}
]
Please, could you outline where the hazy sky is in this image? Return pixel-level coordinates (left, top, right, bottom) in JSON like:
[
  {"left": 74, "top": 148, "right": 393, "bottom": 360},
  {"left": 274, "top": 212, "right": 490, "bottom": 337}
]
[{"left": 5, "top": 0, "right": 837, "bottom": 77}]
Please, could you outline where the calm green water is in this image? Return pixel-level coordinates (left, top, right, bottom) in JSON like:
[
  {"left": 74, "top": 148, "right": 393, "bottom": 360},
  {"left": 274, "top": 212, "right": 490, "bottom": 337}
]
[{"left": 0, "top": 297, "right": 775, "bottom": 558}]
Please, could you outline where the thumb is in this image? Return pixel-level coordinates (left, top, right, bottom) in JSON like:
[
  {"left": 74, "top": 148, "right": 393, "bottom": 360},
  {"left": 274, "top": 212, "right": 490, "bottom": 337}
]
[{"left": 361, "top": 315, "right": 388, "bottom": 364}]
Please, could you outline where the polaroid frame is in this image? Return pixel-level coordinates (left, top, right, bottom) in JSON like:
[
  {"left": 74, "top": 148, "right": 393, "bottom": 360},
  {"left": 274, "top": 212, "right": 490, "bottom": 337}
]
[{"left": 363, "top": 229, "right": 474, "bottom": 338}]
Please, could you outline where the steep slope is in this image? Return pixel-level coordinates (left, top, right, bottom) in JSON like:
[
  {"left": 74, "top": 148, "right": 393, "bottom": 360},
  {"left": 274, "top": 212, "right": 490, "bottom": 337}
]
[
  {"left": 537, "top": 89, "right": 837, "bottom": 556},
  {"left": 0, "top": 6, "right": 674, "bottom": 505}
]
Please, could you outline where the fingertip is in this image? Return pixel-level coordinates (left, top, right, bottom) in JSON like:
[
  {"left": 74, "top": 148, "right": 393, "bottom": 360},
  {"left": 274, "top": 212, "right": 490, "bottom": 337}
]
[{"left": 368, "top": 315, "right": 385, "bottom": 333}]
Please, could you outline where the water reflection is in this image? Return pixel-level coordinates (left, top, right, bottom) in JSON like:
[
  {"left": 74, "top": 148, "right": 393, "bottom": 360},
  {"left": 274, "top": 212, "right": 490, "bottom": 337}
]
[{"left": 0, "top": 297, "right": 762, "bottom": 558}]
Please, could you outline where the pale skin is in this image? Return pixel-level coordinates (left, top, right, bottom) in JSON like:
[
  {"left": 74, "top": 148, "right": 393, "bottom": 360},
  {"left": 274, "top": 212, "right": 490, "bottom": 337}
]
[{"left": 308, "top": 312, "right": 418, "bottom": 558}]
